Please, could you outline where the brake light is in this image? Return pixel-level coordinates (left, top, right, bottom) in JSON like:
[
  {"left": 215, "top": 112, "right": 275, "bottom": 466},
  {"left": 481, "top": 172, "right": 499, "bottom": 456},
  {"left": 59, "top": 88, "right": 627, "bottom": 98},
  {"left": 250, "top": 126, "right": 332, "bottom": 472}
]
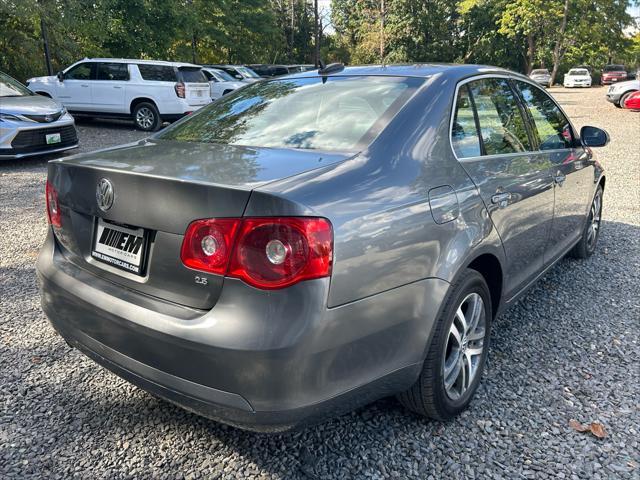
[
  {"left": 174, "top": 82, "right": 185, "bottom": 98},
  {"left": 180, "top": 219, "right": 241, "bottom": 275},
  {"left": 180, "top": 217, "right": 333, "bottom": 289},
  {"left": 45, "top": 181, "right": 61, "bottom": 228}
]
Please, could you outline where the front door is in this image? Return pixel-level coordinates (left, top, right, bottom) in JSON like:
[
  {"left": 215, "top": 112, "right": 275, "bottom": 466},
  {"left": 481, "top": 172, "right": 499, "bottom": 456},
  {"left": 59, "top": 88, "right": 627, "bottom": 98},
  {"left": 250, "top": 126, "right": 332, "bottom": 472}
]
[
  {"left": 59, "top": 62, "right": 94, "bottom": 110},
  {"left": 513, "top": 80, "right": 596, "bottom": 264},
  {"left": 451, "top": 77, "right": 555, "bottom": 299},
  {"left": 92, "top": 62, "right": 129, "bottom": 113}
]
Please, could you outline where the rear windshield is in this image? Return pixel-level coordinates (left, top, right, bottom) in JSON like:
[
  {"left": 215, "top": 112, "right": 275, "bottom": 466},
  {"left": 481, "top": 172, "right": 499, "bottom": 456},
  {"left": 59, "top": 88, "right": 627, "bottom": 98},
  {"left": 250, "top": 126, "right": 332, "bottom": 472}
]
[
  {"left": 157, "top": 76, "right": 422, "bottom": 151},
  {"left": 0, "top": 72, "right": 32, "bottom": 97},
  {"left": 138, "top": 64, "right": 177, "bottom": 82},
  {"left": 603, "top": 65, "right": 625, "bottom": 72},
  {"left": 179, "top": 67, "right": 207, "bottom": 83},
  {"left": 568, "top": 69, "right": 589, "bottom": 75}
]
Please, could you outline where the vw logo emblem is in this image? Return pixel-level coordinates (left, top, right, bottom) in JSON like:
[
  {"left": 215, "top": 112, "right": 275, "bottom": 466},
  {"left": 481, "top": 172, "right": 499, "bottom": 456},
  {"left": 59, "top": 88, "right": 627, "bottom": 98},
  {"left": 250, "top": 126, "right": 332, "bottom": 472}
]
[{"left": 96, "top": 178, "right": 114, "bottom": 211}]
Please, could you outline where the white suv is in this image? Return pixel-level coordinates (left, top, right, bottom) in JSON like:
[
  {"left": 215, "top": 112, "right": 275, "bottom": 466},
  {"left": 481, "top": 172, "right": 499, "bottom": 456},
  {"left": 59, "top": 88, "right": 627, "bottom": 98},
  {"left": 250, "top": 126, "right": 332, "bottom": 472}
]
[{"left": 26, "top": 59, "right": 211, "bottom": 131}]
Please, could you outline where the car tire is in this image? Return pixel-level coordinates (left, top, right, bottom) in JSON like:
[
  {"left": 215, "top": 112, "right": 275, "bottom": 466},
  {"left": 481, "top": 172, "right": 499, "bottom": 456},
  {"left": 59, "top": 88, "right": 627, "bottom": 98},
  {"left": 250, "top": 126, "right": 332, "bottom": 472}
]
[
  {"left": 133, "top": 102, "right": 161, "bottom": 131},
  {"left": 619, "top": 91, "right": 636, "bottom": 109},
  {"left": 397, "top": 269, "right": 492, "bottom": 421},
  {"left": 569, "top": 185, "right": 603, "bottom": 259}
]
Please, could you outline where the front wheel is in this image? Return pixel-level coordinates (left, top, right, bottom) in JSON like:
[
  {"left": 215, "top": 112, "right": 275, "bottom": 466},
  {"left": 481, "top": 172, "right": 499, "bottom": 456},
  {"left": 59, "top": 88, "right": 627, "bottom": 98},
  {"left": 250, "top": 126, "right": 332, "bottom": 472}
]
[
  {"left": 397, "top": 269, "right": 492, "bottom": 420},
  {"left": 133, "top": 102, "right": 161, "bottom": 131},
  {"left": 570, "top": 185, "right": 603, "bottom": 259}
]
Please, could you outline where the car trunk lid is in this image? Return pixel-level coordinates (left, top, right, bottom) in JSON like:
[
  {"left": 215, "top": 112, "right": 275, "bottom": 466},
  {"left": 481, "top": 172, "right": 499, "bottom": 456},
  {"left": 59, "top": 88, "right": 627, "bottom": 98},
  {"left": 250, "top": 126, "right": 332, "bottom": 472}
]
[
  {"left": 178, "top": 67, "right": 211, "bottom": 107},
  {"left": 48, "top": 140, "right": 350, "bottom": 309}
]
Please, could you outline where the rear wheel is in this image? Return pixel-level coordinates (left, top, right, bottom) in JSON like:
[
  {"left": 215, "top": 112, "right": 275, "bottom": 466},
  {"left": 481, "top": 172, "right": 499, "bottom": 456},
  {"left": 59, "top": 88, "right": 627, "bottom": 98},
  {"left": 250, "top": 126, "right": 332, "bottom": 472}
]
[
  {"left": 398, "top": 269, "right": 491, "bottom": 420},
  {"left": 570, "top": 185, "right": 603, "bottom": 259},
  {"left": 133, "top": 102, "right": 161, "bottom": 131}
]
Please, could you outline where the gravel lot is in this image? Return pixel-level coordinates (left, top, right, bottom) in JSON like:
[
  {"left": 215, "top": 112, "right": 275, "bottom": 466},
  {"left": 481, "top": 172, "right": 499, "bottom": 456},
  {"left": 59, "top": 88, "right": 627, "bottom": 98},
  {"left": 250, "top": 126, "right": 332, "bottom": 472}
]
[{"left": 1, "top": 89, "right": 639, "bottom": 479}]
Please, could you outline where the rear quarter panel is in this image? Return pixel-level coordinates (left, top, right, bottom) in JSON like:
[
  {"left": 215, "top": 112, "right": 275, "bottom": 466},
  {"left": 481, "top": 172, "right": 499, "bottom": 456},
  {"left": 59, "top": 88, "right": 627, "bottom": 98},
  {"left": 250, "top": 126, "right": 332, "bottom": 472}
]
[{"left": 248, "top": 72, "right": 504, "bottom": 308}]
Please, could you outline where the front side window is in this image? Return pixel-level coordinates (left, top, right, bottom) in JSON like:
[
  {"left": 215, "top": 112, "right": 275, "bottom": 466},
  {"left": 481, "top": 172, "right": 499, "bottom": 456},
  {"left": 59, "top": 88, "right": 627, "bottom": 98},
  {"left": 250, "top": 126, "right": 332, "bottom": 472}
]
[
  {"left": 137, "top": 64, "right": 177, "bottom": 82},
  {"left": 468, "top": 78, "right": 532, "bottom": 155},
  {"left": 0, "top": 72, "right": 32, "bottom": 97},
  {"left": 158, "top": 76, "right": 422, "bottom": 151},
  {"left": 451, "top": 85, "right": 481, "bottom": 158},
  {"left": 515, "top": 81, "right": 573, "bottom": 150},
  {"left": 96, "top": 63, "right": 129, "bottom": 81},
  {"left": 65, "top": 63, "right": 93, "bottom": 80}
]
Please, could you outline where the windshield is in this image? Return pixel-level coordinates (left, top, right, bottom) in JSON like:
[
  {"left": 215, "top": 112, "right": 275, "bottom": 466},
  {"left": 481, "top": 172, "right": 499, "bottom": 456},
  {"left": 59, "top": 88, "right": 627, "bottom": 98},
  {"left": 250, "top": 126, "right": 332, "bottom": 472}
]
[
  {"left": 531, "top": 70, "right": 549, "bottom": 75},
  {"left": 157, "top": 76, "right": 422, "bottom": 151},
  {"left": 603, "top": 65, "right": 625, "bottom": 72},
  {"left": 0, "top": 72, "right": 33, "bottom": 97},
  {"left": 210, "top": 69, "right": 236, "bottom": 82},
  {"left": 568, "top": 69, "right": 588, "bottom": 75},
  {"left": 237, "top": 66, "right": 261, "bottom": 78}
]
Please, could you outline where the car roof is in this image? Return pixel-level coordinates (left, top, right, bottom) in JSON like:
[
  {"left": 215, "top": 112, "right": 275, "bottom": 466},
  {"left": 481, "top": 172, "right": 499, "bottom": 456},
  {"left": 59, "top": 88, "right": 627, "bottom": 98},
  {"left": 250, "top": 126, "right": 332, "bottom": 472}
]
[
  {"left": 80, "top": 58, "right": 202, "bottom": 68},
  {"left": 273, "top": 63, "right": 516, "bottom": 81}
]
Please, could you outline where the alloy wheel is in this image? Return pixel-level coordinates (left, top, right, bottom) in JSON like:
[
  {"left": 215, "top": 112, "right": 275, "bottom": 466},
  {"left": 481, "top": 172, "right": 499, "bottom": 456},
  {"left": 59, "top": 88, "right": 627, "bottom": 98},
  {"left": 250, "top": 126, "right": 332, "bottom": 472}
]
[
  {"left": 586, "top": 190, "right": 602, "bottom": 251},
  {"left": 443, "top": 292, "right": 486, "bottom": 400},
  {"left": 136, "top": 107, "right": 155, "bottom": 130}
]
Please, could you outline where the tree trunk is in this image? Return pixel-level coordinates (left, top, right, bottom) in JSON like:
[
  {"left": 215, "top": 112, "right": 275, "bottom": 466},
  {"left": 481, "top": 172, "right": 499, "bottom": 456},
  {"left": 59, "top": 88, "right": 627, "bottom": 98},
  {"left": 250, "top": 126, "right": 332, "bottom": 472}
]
[
  {"left": 550, "top": 0, "right": 570, "bottom": 86},
  {"left": 526, "top": 33, "right": 535, "bottom": 74},
  {"left": 314, "top": 0, "right": 320, "bottom": 65},
  {"left": 380, "top": 0, "right": 385, "bottom": 63}
]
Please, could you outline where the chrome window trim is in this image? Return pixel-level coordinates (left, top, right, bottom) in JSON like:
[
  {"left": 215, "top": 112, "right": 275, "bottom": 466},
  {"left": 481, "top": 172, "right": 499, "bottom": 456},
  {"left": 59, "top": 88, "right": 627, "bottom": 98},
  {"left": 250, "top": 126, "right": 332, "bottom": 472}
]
[{"left": 449, "top": 73, "right": 579, "bottom": 162}]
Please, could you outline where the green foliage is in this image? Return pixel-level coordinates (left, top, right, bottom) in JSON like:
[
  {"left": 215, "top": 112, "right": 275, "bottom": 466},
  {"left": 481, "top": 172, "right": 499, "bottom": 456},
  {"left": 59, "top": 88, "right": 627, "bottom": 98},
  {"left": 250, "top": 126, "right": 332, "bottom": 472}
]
[{"left": 0, "top": 0, "right": 637, "bottom": 83}]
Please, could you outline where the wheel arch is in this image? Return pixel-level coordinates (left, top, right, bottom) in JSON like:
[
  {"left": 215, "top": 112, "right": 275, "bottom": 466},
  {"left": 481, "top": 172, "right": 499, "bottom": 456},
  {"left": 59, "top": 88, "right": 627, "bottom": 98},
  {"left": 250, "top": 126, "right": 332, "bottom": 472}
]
[
  {"left": 130, "top": 97, "right": 159, "bottom": 114},
  {"left": 465, "top": 253, "right": 504, "bottom": 319}
]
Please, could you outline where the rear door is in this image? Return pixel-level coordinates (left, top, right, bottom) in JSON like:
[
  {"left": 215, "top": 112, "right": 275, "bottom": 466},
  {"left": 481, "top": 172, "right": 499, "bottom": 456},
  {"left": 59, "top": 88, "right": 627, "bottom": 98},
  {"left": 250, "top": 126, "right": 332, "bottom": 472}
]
[
  {"left": 452, "top": 77, "right": 555, "bottom": 299},
  {"left": 178, "top": 67, "right": 211, "bottom": 107},
  {"left": 513, "top": 79, "right": 595, "bottom": 264},
  {"left": 92, "top": 62, "right": 129, "bottom": 113},
  {"left": 59, "top": 62, "right": 94, "bottom": 110}
]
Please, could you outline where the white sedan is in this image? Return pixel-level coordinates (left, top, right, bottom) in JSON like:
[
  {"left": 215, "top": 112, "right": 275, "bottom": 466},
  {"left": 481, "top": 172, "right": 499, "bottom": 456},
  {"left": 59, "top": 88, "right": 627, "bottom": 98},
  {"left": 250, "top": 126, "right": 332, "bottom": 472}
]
[
  {"left": 564, "top": 68, "right": 592, "bottom": 88},
  {"left": 202, "top": 68, "right": 245, "bottom": 100}
]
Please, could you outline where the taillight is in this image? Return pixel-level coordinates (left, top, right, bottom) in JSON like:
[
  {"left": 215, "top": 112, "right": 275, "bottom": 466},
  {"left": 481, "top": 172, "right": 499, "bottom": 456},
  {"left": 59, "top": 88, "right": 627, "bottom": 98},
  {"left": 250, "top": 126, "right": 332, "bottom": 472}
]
[
  {"left": 174, "top": 82, "right": 185, "bottom": 98},
  {"left": 180, "top": 217, "right": 333, "bottom": 289},
  {"left": 180, "top": 219, "right": 241, "bottom": 275},
  {"left": 45, "top": 181, "right": 61, "bottom": 228}
]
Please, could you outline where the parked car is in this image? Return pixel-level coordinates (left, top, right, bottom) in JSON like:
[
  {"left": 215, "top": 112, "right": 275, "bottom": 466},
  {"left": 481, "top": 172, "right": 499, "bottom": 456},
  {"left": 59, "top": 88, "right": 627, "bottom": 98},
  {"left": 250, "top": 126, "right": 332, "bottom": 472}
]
[
  {"left": 203, "top": 65, "right": 261, "bottom": 83},
  {"left": 600, "top": 64, "right": 627, "bottom": 85},
  {"left": 563, "top": 68, "right": 592, "bottom": 88},
  {"left": 0, "top": 71, "right": 78, "bottom": 159},
  {"left": 202, "top": 68, "right": 245, "bottom": 100},
  {"left": 248, "top": 64, "right": 292, "bottom": 78},
  {"left": 605, "top": 79, "right": 640, "bottom": 108},
  {"left": 26, "top": 59, "right": 211, "bottom": 131},
  {"left": 38, "top": 64, "right": 608, "bottom": 432},
  {"left": 623, "top": 90, "right": 640, "bottom": 110},
  {"left": 529, "top": 69, "right": 551, "bottom": 87}
]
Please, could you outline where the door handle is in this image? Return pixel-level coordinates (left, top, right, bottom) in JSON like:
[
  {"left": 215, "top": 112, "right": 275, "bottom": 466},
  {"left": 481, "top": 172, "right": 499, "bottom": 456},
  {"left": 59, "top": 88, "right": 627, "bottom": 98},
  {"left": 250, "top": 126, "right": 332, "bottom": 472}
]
[
  {"left": 81, "top": 84, "right": 89, "bottom": 88},
  {"left": 554, "top": 172, "right": 566, "bottom": 186},
  {"left": 491, "top": 192, "right": 512, "bottom": 208},
  {"left": 113, "top": 86, "right": 122, "bottom": 89}
]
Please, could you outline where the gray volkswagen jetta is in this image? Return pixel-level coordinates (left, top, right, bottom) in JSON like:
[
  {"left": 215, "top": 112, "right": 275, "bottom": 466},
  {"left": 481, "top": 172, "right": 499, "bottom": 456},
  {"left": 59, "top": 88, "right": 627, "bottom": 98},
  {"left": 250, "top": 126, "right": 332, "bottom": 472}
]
[{"left": 38, "top": 64, "right": 608, "bottom": 431}]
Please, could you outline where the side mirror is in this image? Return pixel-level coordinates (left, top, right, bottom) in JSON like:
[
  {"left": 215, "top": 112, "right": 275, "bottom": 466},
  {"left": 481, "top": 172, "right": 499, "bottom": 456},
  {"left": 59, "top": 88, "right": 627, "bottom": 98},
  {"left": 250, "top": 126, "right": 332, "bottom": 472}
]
[
  {"left": 56, "top": 71, "right": 64, "bottom": 82},
  {"left": 580, "top": 126, "right": 609, "bottom": 148}
]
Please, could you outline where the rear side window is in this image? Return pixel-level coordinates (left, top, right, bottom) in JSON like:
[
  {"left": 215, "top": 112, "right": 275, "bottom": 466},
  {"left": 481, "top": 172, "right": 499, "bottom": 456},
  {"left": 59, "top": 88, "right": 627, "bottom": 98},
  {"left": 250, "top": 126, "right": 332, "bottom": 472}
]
[
  {"left": 451, "top": 85, "right": 481, "bottom": 158},
  {"left": 158, "top": 76, "right": 422, "bottom": 151},
  {"left": 137, "top": 64, "right": 177, "bottom": 82},
  {"left": 65, "top": 63, "right": 93, "bottom": 80},
  {"left": 96, "top": 63, "right": 129, "bottom": 81},
  {"left": 178, "top": 68, "right": 207, "bottom": 83},
  {"left": 515, "top": 81, "right": 573, "bottom": 150},
  {"left": 468, "top": 78, "right": 532, "bottom": 155}
]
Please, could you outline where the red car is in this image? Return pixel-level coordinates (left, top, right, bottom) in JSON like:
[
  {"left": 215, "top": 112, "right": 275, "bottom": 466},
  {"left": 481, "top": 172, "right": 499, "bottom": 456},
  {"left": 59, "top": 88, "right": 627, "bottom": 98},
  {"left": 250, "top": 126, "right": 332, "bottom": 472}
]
[
  {"left": 601, "top": 64, "right": 628, "bottom": 85},
  {"left": 623, "top": 91, "right": 640, "bottom": 110}
]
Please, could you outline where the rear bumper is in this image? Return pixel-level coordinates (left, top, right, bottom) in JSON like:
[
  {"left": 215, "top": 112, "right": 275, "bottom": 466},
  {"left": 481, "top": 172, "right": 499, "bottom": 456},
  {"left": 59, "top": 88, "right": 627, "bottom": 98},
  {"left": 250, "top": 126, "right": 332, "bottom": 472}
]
[{"left": 37, "top": 229, "right": 448, "bottom": 431}]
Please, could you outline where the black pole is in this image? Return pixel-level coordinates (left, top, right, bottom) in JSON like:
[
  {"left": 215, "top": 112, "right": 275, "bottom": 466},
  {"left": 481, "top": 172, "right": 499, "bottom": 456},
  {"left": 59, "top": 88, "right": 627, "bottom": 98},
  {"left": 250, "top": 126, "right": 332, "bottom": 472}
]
[
  {"left": 41, "top": 16, "right": 53, "bottom": 75},
  {"left": 314, "top": 0, "right": 320, "bottom": 66}
]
